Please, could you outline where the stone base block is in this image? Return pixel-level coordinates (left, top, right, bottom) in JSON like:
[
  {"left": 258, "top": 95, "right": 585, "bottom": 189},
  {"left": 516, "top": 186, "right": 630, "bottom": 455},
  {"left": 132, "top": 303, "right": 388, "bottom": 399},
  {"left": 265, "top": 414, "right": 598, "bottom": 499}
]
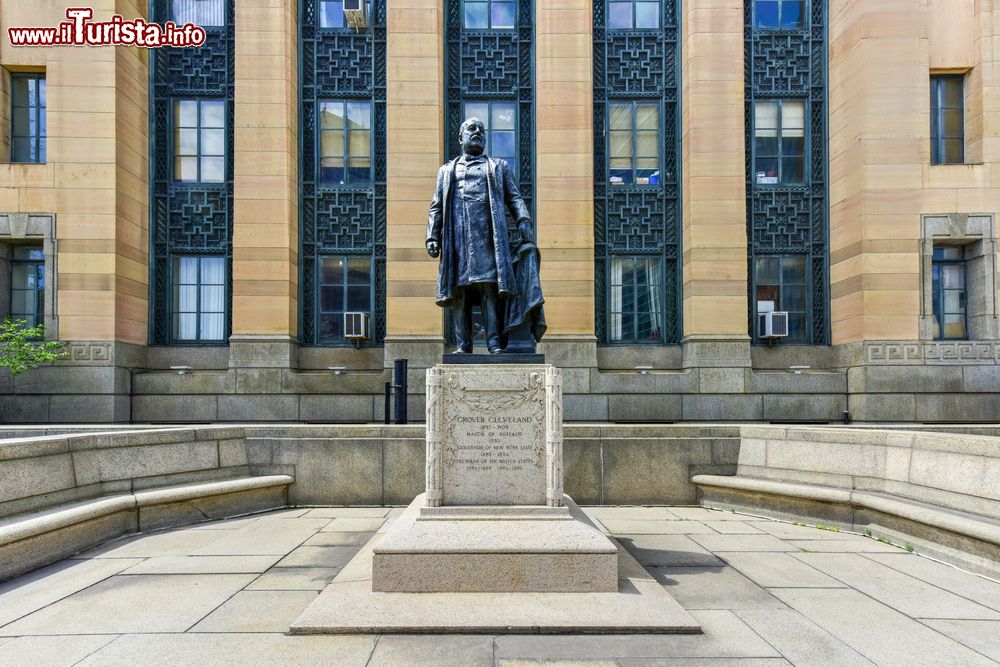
[
  {"left": 371, "top": 494, "right": 618, "bottom": 592},
  {"left": 289, "top": 510, "right": 701, "bottom": 634}
]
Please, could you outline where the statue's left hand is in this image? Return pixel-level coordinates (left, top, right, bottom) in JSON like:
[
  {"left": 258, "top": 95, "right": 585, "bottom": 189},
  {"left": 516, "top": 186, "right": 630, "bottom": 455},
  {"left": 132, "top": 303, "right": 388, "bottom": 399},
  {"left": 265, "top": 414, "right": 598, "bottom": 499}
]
[{"left": 518, "top": 220, "right": 533, "bottom": 244}]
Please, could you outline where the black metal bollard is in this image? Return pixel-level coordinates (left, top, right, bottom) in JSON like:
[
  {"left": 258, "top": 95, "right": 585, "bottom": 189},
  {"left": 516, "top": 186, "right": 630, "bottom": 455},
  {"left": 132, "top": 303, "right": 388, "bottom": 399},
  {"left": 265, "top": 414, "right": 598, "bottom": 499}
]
[
  {"left": 384, "top": 381, "right": 391, "bottom": 425},
  {"left": 393, "top": 358, "right": 408, "bottom": 424}
]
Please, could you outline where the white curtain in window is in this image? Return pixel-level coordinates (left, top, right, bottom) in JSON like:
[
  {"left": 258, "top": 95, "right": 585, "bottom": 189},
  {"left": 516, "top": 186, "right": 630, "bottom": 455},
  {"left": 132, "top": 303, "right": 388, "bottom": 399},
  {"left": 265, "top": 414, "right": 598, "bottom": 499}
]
[
  {"left": 200, "top": 257, "right": 225, "bottom": 340},
  {"left": 645, "top": 258, "right": 662, "bottom": 339},
  {"left": 173, "top": 0, "right": 225, "bottom": 26},
  {"left": 176, "top": 257, "right": 198, "bottom": 340},
  {"left": 610, "top": 258, "right": 624, "bottom": 341}
]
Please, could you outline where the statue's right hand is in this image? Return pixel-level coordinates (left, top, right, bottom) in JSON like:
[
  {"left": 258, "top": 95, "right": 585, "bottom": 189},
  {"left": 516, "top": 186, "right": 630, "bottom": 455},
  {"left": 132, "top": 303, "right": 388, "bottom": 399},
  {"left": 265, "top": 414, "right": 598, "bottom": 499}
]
[{"left": 426, "top": 241, "right": 440, "bottom": 258}]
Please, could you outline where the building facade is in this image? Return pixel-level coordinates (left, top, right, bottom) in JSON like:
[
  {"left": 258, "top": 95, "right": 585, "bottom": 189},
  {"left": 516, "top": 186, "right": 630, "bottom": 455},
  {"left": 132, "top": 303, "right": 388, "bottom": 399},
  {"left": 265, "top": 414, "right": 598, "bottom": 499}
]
[{"left": 0, "top": 0, "right": 997, "bottom": 423}]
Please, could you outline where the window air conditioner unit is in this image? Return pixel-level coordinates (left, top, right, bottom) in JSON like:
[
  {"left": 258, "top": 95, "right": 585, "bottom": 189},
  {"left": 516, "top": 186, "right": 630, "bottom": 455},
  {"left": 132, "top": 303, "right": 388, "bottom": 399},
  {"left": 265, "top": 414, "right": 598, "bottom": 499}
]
[
  {"left": 344, "top": 311, "right": 369, "bottom": 341},
  {"left": 343, "top": 0, "right": 367, "bottom": 29},
  {"left": 758, "top": 311, "right": 789, "bottom": 338}
]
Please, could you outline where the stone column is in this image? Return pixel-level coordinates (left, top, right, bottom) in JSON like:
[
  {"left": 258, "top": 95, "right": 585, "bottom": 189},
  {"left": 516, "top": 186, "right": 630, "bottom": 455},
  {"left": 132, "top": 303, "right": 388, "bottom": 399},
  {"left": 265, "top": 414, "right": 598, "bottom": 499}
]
[
  {"left": 230, "top": 0, "right": 300, "bottom": 368},
  {"left": 545, "top": 365, "right": 563, "bottom": 507},
  {"left": 680, "top": 0, "right": 750, "bottom": 369},
  {"left": 383, "top": 0, "right": 448, "bottom": 370}
]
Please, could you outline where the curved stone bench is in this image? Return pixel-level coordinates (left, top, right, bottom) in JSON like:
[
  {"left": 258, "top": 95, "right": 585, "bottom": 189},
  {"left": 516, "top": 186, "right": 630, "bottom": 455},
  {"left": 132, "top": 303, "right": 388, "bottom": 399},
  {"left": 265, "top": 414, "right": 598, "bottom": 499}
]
[
  {"left": 692, "top": 425, "right": 1000, "bottom": 577},
  {"left": 0, "top": 474, "right": 293, "bottom": 581}
]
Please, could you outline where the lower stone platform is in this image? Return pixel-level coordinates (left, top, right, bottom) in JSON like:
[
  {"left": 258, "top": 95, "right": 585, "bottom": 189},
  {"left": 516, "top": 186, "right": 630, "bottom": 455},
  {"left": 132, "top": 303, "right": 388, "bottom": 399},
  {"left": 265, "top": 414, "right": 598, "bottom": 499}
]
[{"left": 289, "top": 500, "right": 702, "bottom": 635}]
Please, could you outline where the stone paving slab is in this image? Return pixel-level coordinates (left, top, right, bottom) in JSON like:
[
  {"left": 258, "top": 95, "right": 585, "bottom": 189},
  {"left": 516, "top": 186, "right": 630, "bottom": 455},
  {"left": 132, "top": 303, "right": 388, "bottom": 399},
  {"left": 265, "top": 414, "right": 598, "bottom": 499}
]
[
  {"left": 668, "top": 508, "right": 756, "bottom": 522},
  {"left": 368, "top": 635, "right": 495, "bottom": 666},
  {"left": 583, "top": 507, "right": 680, "bottom": 521},
  {"left": 734, "top": 609, "right": 875, "bottom": 666},
  {"left": 794, "top": 553, "right": 1000, "bottom": 620},
  {"left": 304, "top": 507, "right": 391, "bottom": 518},
  {"left": 688, "top": 534, "right": 799, "bottom": 553},
  {"left": 597, "top": 519, "right": 718, "bottom": 535},
  {"left": 303, "top": 531, "right": 375, "bottom": 546},
  {"left": 746, "top": 521, "right": 857, "bottom": 541},
  {"left": 0, "top": 574, "right": 255, "bottom": 635},
  {"left": 617, "top": 660, "right": 791, "bottom": 666},
  {"left": 921, "top": 619, "right": 1000, "bottom": 661},
  {"left": 701, "top": 521, "right": 766, "bottom": 534},
  {"left": 0, "top": 558, "right": 142, "bottom": 627},
  {"left": 863, "top": 553, "right": 1000, "bottom": 612},
  {"left": 191, "top": 590, "right": 320, "bottom": 632},
  {"left": 770, "top": 588, "right": 998, "bottom": 666},
  {"left": 190, "top": 518, "right": 330, "bottom": 556},
  {"left": 714, "top": 552, "right": 844, "bottom": 589},
  {"left": 786, "top": 539, "right": 907, "bottom": 553},
  {"left": 120, "top": 554, "right": 282, "bottom": 575},
  {"left": 74, "top": 633, "right": 376, "bottom": 666},
  {"left": 320, "top": 517, "right": 387, "bottom": 532},
  {"left": 275, "top": 545, "right": 361, "bottom": 568},
  {"left": 0, "top": 634, "right": 119, "bottom": 667},
  {"left": 246, "top": 566, "right": 343, "bottom": 591},
  {"left": 72, "top": 529, "right": 224, "bottom": 558},
  {"left": 650, "top": 566, "right": 787, "bottom": 610},
  {"left": 618, "top": 534, "right": 724, "bottom": 567}
]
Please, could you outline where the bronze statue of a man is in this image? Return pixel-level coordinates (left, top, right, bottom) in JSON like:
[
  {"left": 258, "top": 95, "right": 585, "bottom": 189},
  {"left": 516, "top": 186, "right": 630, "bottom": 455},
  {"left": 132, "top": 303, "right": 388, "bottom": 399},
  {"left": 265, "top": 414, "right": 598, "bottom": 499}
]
[{"left": 427, "top": 118, "right": 546, "bottom": 354}]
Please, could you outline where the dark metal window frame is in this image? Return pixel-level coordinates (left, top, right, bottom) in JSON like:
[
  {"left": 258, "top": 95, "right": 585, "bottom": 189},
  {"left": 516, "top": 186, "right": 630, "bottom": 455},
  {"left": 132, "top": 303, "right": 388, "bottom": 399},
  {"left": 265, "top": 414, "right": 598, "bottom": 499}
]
[
  {"left": 753, "top": 0, "right": 806, "bottom": 30},
  {"left": 316, "top": 254, "right": 374, "bottom": 344},
  {"left": 172, "top": 98, "right": 227, "bottom": 184},
  {"left": 751, "top": 252, "right": 809, "bottom": 342},
  {"left": 461, "top": 0, "right": 517, "bottom": 30},
  {"left": 930, "top": 74, "right": 965, "bottom": 165},
  {"left": 8, "top": 246, "right": 44, "bottom": 330},
  {"left": 317, "top": 99, "right": 373, "bottom": 187},
  {"left": 606, "top": 99, "right": 663, "bottom": 186},
  {"left": 169, "top": 254, "right": 227, "bottom": 343},
  {"left": 607, "top": 0, "right": 661, "bottom": 30},
  {"left": 931, "top": 246, "right": 968, "bottom": 340},
  {"left": 752, "top": 98, "right": 807, "bottom": 186},
  {"left": 10, "top": 73, "right": 46, "bottom": 164},
  {"left": 608, "top": 255, "right": 665, "bottom": 343}
]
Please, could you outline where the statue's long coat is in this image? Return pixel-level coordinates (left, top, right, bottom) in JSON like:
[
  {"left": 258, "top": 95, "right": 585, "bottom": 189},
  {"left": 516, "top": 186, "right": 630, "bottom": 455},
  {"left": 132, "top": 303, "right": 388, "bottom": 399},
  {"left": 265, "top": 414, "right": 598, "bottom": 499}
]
[{"left": 426, "top": 156, "right": 530, "bottom": 307}]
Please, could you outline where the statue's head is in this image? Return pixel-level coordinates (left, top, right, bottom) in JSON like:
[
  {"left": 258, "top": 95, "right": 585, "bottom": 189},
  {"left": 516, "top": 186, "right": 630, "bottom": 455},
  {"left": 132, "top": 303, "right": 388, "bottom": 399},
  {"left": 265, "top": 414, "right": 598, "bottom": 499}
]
[{"left": 459, "top": 118, "right": 486, "bottom": 156}]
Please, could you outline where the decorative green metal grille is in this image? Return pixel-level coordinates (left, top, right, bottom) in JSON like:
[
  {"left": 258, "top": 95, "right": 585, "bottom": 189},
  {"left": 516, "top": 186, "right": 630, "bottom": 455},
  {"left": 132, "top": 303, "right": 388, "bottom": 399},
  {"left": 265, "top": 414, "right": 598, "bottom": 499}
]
[
  {"left": 299, "top": 0, "right": 387, "bottom": 346},
  {"left": 745, "top": 0, "right": 828, "bottom": 344},
  {"left": 149, "top": 0, "right": 234, "bottom": 345},
  {"left": 593, "top": 0, "right": 680, "bottom": 345}
]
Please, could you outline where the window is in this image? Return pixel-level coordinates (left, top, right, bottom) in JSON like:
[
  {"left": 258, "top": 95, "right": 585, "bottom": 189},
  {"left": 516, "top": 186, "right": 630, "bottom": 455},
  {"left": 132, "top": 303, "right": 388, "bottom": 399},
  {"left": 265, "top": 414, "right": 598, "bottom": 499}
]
[
  {"left": 172, "top": 256, "right": 225, "bottom": 342},
  {"left": 754, "top": 255, "right": 807, "bottom": 342},
  {"left": 609, "top": 256, "right": 662, "bottom": 343},
  {"left": 318, "top": 0, "right": 371, "bottom": 28},
  {"left": 463, "top": 101, "right": 516, "bottom": 173},
  {"left": 174, "top": 99, "right": 225, "bottom": 183},
  {"left": 464, "top": 0, "right": 515, "bottom": 28},
  {"left": 755, "top": 0, "right": 803, "bottom": 29},
  {"left": 609, "top": 101, "right": 660, "bottom": 185},
  {"left": 319, "top": 101, "right": 371, "bottom": 185},
  {"left": 932, "top": 246, "right": 967, "bottom": 339},
  {"left": 172, "top": 0, "right": 225, "bottom": 26},
  {"left": 11, "top": 75, "right": 45, "bottom": 164},
  {"left": 754, "top": 100, "right": 805, "bottom": 185},
  {"left": 318, "top": 256, "right": 371, "bottom": 343},
  {"left": 608, "top": 0, "right": 659, "bottom": 29},
  {"left": 931, "top": 75, "right": 964, "bottom": 165},
  {"left": 9, "top": 246, "right": 44, "bottom": 330}
]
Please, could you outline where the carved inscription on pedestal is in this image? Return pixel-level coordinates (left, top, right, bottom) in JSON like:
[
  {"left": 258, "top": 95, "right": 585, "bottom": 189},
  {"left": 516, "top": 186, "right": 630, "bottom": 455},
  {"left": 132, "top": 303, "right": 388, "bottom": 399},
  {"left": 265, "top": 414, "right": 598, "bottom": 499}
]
[{"left": 428, "top": 365, "right": 551, "bottom": 506}]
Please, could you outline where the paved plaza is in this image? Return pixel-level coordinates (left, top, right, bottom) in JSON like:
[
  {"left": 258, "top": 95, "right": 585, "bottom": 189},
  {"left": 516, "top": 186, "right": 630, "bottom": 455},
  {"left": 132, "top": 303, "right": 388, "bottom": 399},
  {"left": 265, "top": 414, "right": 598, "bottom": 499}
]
[{"left": 1, "top": 505, "right": 998, "bottom": 666}]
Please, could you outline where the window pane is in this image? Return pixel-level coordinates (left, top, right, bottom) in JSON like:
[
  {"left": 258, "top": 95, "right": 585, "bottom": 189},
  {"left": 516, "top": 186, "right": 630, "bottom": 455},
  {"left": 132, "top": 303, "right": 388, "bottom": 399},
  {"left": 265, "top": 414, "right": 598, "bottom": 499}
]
[
  {"left": 348, "top": 130, "right": 371, "bottom": 158},
  {"left": 636, "top": 104, "right": 659, "bottom": 130},
  {"left": 935, "top": 246, "right": 963, "bottom": 260},
  {"left": 465, "top": 102, "right": 489, "bottom": 124},
  {"left": 319, "top": 314, "right": 343, "bottom": 340},
  {"left": 756, "top": 256, "right": 780, "bottom": 283},
  {"left": 321, "top": 257, "right": 346, "bottom": 284},
  {"left": 347, "top": 257, "right": 371, "bottom": 282},
  {"left": 783, "top": 285, "right": 806, "bottom": 311},
  {"left": 635, "top": 2, "right": 659, "bottom": 28},
  {"left": 321, "top": 129, "right": 346, "bottom": 158},
  {"left": 175, "top": 156, "right": 198, "bottom": 181},
  {"left": 465, "top": 2, "right": 488, "bottom": 28},
  {"left": 320, "top": 286, "right": 343, "bottom": 311},
  {"left": 755, "top": 157, "right": 779, "bottom": 183},
  {"left": 944, "top": 139, "right": 964, "bottom": 164},
  {"left": 347, "top": 161, "right": 371, "bottom": 183},
  {"left": 787, "top": 312, "right": 807, "bottom": 340},
  {"left": 610, "top": 103, "right": 633, "bottom": 131},
  {"left": 347, "top": 285, "right": 370, "bottom": 310},
  {"left": 943, "top": 314, "right": 966, "bottom": 339},
  {"left": 636, "top": 130, "right": 658, "bottom": 158},
  {"left": 944, "top": 290, "right": 965, "bottom": 313},
  {"left": 943, "top": 77, "right": 963, "bottom": 107},
  {"left": 756, "top": 0, "right": 779, "bottom": 28},
  {"left": 491, "top": 1, "right": 515, "bottom": 27},
  {"left": 780, "top": 0, "right": 803, "bottom": 28},
  {"left": 943, "top": 108, "right": 963, "bottom": 138},
  {"left": 201, "top": 100, "right": 225, "bottom": 128},
  {"left": 609, "top": 168, "right": 631, "bottom": 184},
  {"left": 200, "top": 313, "right": 224, "bottom": 340},
  {"left": 609, "top": 131, "right": 633, "bottom": 159},
  {"left": 782, "top": 156, "right": 805, "bottom": 183},
  {"left": 755, "top": 102, "right": 779, "bottom": 131},
  {"left": 176, "top": 99, "right": 198, "bottom": 127},
  {"left": 347, "top": 102, "right": 370, "bottom": 129},
  {"left": 491, "top": 130, "right": 515, "bottom": 159},
  {"left": 320, "top": 102, "right": 345, "bottom": 129},
  {"left": 201, "top": 128, "right": 224, "bottom": 155},
  {"left": 941, "top": 263, "right": 964, "bottom": 289},
  {"left": 319, "top": 0, "right": 345, "bottom": 27},
  {"left": 175, "top": 313, "right": 197, "bottom": 340},
  {"left": 176, "top": 128, "right": 198, "bottom": 155},
  {"left": 781, "top": 135, "right": 805, "bottom": 156},
  {"left": 782, "top": 101, "right": 805, "bottom": 130},
  {"left": 201, "top": 157, "right": 225, "bottom": 182},
  {"left": 491, "top": 103, "right": 516, "bottom": 130},
  {"left": 781, "top": 256, "right": 806, "bottom": 284},
  {"left": 755, "top": 135, "right": 779, "bottom": 156},
  {"left": 320, "top": 158, "right": 345, "bottom": 184},
  {"left": 609, "top": 2, "right": 632, "bottom": 28}
]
